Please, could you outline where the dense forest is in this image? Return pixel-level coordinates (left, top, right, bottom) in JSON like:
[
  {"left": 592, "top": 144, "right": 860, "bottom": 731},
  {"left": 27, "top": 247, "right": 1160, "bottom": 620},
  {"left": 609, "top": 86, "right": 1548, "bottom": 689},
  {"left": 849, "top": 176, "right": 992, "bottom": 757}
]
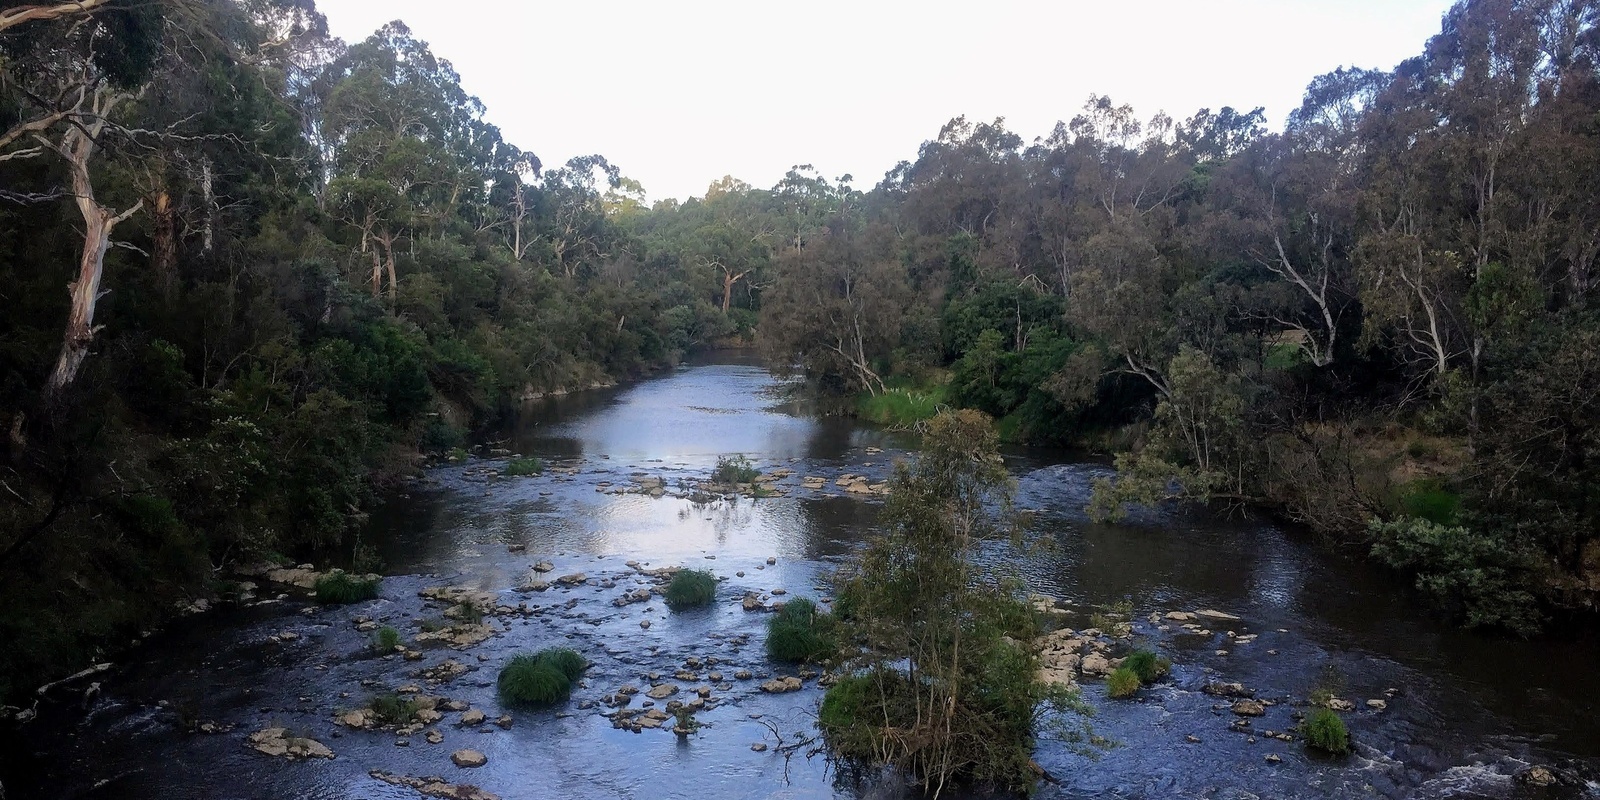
[{"left": 2, "top": 0, "right": 1598, "bottom": 701}]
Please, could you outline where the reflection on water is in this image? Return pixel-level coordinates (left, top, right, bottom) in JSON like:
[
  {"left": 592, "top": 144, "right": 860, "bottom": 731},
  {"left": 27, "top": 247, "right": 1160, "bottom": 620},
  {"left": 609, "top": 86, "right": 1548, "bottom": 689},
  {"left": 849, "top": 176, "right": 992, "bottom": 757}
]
[{"left": 8, "top": 353, "right": 1600, "bottom": 800}]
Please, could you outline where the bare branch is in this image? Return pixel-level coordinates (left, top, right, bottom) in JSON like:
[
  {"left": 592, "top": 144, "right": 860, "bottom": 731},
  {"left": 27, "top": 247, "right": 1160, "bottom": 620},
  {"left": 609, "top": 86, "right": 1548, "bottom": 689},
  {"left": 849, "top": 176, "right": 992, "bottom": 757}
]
[{"left": 0, "top": 0, "right": 117, "bottom": 35}]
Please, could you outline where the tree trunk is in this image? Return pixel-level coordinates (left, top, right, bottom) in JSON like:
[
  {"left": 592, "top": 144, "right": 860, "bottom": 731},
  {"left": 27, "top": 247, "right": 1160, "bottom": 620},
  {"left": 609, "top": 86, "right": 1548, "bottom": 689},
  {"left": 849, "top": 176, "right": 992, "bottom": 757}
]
[
  {"left": 377, "top": 230, "right": 398, "bottom": 309},
  {"left": 151, "top": 188, "right": 176, "bottom": 300},
  {"left": 199, "top": 156, "right": 215, "bottom": 254},
  {"left": 720, "top": 267, "right": 750, "bottom": 314},
  {"left": 369, "top": 243, "right": 383, "bottom": 299},
  {"left": 43, "top": 107, "right": 142, "bottom": 398}
]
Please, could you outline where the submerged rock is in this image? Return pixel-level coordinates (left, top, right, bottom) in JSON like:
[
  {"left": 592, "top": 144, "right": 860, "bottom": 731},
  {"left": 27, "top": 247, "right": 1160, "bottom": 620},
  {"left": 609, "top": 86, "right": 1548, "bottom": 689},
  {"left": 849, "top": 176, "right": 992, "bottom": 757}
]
[
  {"left": 370, "top": 770, "right": 500, "bottom": 800},
  {"left": 1203, "top": 682, "right": 1254, "bottom": 698}
]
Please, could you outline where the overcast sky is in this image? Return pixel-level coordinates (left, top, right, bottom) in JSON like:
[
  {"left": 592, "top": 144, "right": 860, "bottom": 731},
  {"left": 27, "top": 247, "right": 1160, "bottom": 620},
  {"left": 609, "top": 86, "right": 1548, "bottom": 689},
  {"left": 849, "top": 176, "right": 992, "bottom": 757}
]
[{"left": 314, "top": 0, "right": 1457, "bottom": 202}]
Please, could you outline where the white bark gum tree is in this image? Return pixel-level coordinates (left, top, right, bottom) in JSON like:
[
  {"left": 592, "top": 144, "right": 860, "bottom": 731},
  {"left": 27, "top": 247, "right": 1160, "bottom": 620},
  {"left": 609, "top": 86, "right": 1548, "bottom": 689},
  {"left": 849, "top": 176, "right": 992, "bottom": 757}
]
[
  {"left": 38, "top": 88, "right": 143, "bottom": 396},
  {"left": 1267, "top": 230, "right": 1342, "bottom": 367}
]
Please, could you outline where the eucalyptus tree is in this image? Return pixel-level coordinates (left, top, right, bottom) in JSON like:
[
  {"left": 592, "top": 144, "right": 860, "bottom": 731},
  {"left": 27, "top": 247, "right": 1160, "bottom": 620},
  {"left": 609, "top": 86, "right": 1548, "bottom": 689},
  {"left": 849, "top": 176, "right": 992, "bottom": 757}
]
[
  {"left": 0, "top": 1, "right": 168, "bottom": 396},
  {"left": 759, "top": 218, "right": 908, "bottom": 395}
]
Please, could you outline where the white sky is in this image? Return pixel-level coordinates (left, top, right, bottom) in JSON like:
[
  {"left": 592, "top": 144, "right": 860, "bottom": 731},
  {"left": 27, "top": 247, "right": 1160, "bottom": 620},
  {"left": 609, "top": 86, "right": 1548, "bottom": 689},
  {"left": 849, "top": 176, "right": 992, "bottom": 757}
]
[{"left": 315, "top": 0, "right": 1457, "bottom": 202}]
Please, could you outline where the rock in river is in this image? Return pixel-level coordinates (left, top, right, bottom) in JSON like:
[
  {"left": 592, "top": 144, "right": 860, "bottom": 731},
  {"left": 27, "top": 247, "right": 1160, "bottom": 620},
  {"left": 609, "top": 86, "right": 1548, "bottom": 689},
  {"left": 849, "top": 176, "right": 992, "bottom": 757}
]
[
  {"left": 248, "top": 728, "right": 333, "bottom": 759},
  {"left": 371, "top": 770, "right": 500, "bottom": 800},
  {"left": 1203, "top": 682, "right": 1254, "bottom": 698},
  {"left": 1231, "top": 700, "right": 1267, "bottom": 717},
  {"left": 451, "top": 749, "right": 487, "bottom": 767},
  {"left": 760, "top": 676, "right": 803, "bottom": 693}
]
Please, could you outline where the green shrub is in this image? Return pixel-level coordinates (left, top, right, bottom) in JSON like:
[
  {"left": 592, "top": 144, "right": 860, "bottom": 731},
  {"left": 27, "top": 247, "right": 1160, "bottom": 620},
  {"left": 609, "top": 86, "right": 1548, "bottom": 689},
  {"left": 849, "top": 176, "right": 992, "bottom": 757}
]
[
  {"left": 419, "top": 417, "right": 463, "bottom": 453},
  {"left": 1123, "top": 650, "right": 1170, "bottom": 683},
  {"left": 712, "top": 454, "right": 759, "bottom": 484},
  {"left": 537, "top": 647, "right": 587, "bottom": 682},
  {"left": 367, "top": 694, "right": 420, "bottom": 725},
  {"left": 505, "top": 457, "right": 545, "bottom": 477},
  {"left": 830, "top": 579, "right": 863, "bottom": 622},
  {"left": 1368, "top": 516, "right": 1543, "bottom": 634},
  {"left": 665, "top": 569, "right": 717, "bottom": 611},
  {"left": 819, "top": 671, "right": 912, "bottom": 760},
  {"left": 314, "top": 572, "right": 381, "bottom": 604},
  {"left": 1106, "top": 666, "right": 1141, "bottom": 699},
  {"left": 372, "top": 626, "right": 401, "bottom": 652},
  {"left": 766, "top": 598, "right": 838, "bottom": 663},
  {"left": 1302, "top": 707, "right": 1350, "bottom": 755},
  {"left": 1399, "top": 478, "right": 1461, "bottom": 525},
  {"left": 498, "top": 653, "right": 572, "bottom": 707}
]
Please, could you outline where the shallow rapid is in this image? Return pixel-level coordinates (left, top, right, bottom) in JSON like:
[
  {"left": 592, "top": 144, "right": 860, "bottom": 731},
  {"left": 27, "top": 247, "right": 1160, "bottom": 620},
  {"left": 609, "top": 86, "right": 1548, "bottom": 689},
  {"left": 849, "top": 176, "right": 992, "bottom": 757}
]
[{"left": 7, "top": 354, "right": 1599, "bottom": 800}]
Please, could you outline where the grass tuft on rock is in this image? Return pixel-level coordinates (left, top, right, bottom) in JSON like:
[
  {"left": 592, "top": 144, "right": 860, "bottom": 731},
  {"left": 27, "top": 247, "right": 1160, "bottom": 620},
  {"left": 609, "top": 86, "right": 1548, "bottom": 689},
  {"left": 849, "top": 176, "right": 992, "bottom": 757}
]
[
  {"left": 448, "top": 601, "right": 484, "bottom": 625},
  {"left": 505, "top": 457, "right": 545, "bottom": 477},
  {"left": 766, "top": 598, "right": 838, "bottom": 663},
  {"left": 1123, "top": 650, "right": 1171, "bottom": 683},
  {"left": 665, "top": 569, "right": 718, "bottom": 611},
  {"left": 1106, "top": 666, "right": 1142, "bottom": 699},
  {"left": 498, "top": 653, "right": 573, "bottom": 707},
  {"left": 367, "top": 693, "right": 420, "bottom": 724},
  {"left": 1302, "top": 707, "right": 1351, "bottom": 755},
  {"left": 313, "top": 572, "right": 381, "bottom": 604},
  {"left": 371, "top": 625, "right": 401, "bottom": 652}
]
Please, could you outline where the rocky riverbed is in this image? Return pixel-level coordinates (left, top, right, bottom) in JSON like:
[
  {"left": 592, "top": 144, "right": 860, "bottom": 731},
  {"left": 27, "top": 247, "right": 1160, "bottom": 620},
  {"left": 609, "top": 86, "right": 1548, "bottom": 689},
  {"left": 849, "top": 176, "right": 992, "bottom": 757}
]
[{"left": 4, "top": 359, "right": 1599, "bottom": 800}]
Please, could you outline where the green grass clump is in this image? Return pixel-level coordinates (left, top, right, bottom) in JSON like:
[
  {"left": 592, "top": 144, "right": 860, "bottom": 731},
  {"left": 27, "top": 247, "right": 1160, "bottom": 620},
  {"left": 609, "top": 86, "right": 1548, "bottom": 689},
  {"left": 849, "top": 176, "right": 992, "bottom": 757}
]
[
  {"left": 1302, "top": 707, "right": 1351, "bottom": 755},
  {"left": 1106, "top": 666, "right": 1141, "bottom": 699},
  {"left": 712, "top": 454, "right": 760, "bottom": 484},
  {"left": 367, "top": 693, "right": 420, "bottom": 724},
  {"left": 498, "top": 653, "right": 573, "bottom": 707},
  {"left": 505, "top": 457, "right": 545, "bottom": 477},
  {"left": 1123, "top": 650, "right": 1171, "bottom": 683},
  {"left": 665, "top": 569, "right": 718, "bottom": 611},
  {"left": 537, "top": 647, "right": 587, "bottom": 682},
  {"left": 313, "top": 572, "right": 381, "bottom": 604},
  {"left": 766, "top": 598, "right": 838, "bottom": 663},
  {"left": 497, "top": 648, "right": 588, "bottom": 707},
  {"left": 856, "top": 383, "right": 948, "bottom": 425},
  {"left": 372, "top": 626, "right": 401, "bottom": 652}
]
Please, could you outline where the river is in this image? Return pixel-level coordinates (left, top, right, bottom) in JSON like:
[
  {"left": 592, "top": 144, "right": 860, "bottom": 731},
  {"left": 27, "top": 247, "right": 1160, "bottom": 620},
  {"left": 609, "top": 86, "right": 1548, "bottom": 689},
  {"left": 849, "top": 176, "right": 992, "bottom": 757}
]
[{"left": 5, "top": 354, "right": 1598, "bottom": 799}]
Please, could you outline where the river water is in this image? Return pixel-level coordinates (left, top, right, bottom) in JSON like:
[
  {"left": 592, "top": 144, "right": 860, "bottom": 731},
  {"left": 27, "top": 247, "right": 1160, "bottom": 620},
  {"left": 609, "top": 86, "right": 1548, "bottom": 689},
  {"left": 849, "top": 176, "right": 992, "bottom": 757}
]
[{"left": 6, "top": 354, "right": 1599, "bottom": 799}]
